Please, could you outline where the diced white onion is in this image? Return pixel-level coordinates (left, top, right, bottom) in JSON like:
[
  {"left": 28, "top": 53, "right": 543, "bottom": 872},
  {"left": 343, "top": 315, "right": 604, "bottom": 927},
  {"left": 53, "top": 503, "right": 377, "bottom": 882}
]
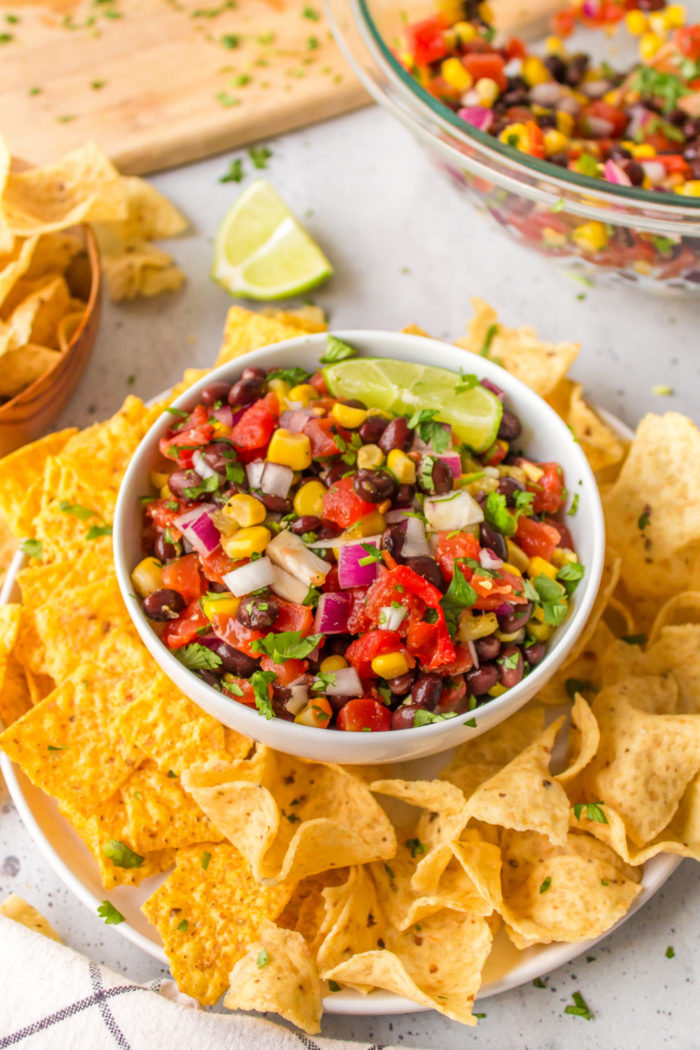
[
  {"left": 222, "top": 556, "right": 276, "bottom": 597},
  {"left": 466, "top": 638, "right": 478, "bottom": 669},
  {"left": 403, "top": 516, "right": 431, "bottom": 558},
  {"left": 479, "top": 548, "right": 503, "bottom": 571},
  {"left": 285, "top": 684, "right": 309, "bottom": 715},
  {"left": 378, "top": 604, "right": 408, "bottom": 631},
  {"left": 269, "top": 563, "right": 309, "bottom": 604},
  {"left": 260, "top": 462, "right": 293, "bottom": 499},
  {"left": 324, "top": 666, "right": 363, "bottom": 697},
  {"left": 246, "top": 460, "right": 265, "bottom": 488},
  {"left": 305, "top": 533, "right": 383, "bottom": 550},
  {"left": 267, "top": 529, "right": 331, "bottom": 586},
  {"left": 192, "top": 450, "right": 219, "bottom": 480},
  {"left": 424, "top": 490, "right": 484, "bottom": 532}
]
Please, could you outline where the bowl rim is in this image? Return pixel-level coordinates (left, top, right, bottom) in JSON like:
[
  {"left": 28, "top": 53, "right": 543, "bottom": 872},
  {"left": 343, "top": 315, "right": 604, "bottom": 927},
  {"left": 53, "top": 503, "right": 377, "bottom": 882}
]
[
  {"left": 113, "top": 329, "right": 605, "bottom": 753},
  {"left": 338, "top": 0, "right": 700, "bottom": 217},
  {"left": 0, "top": 224, "right": 101, "bottom": 416}
]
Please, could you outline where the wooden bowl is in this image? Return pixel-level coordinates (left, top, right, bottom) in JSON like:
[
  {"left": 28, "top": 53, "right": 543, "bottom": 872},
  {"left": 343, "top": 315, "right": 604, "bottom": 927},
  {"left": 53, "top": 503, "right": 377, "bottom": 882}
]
[{"left": 0, "top": 224, "right": 102, "bottom": 457}]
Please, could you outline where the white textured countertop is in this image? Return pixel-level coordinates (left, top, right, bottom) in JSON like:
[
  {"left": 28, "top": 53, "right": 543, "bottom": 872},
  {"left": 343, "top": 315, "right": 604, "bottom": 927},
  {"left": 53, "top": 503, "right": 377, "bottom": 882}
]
[{"left": 2, "top": 103, "right": 700, "bottom": 1047}]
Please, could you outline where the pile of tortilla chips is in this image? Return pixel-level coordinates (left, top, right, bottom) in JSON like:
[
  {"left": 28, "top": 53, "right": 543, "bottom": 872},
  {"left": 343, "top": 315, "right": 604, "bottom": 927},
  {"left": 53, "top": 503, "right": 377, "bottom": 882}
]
[
  {"left": 0, "top": 137, "right": 187, "bottom": 404},
  {"left": 0, "top": 302, "right": 699, "bottom": 1035}
]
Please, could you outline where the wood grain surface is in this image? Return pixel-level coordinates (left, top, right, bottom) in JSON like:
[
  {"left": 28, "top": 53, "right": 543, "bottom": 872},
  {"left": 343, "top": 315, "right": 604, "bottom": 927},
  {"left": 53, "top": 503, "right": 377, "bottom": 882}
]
[{"left": 0, "top": 0, "right": 369, "bottom": 175}]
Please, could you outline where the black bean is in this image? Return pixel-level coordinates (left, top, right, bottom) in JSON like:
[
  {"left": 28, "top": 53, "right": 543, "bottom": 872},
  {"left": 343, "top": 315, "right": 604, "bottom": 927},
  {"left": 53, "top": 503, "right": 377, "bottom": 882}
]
[
  {"left": 199, "top": 669, "right": 222, "bottom": 688},
  {"left": 498, "top": 644, "right": 524, "bottom": 688},
  {"left": 289, "top": 515, "right": 323, "bottom": 536},
  {"left": 497, "top": 602, "right": 533, "bottom": 634},
  {"left": 217, "top": 642, "right": 259, "bottom": 677},
  {"left": 404, "top": 556, "right": 444, "bottom": 591},
  {"left": 200, "top": 382, "right": 232, "bottom": 407},
  {"left": 154, "top": 532, "right": 178, "bottom": 562},
  {"left": 497, "top": 476, "right": 526, "bottom": 506},
  {"left": 623, "top": 160, "right": 645, "bottom": 186},
  {"left": 544, "top": 54, "right": 567, "bottom": 81},
  {"left": 479, "top": 522, "right": 508, "bottom": 561},
  {"left": 271, "top": 686, "right": 295, "bottom": 721},
  {"left": 141, "top": 522, "right": 157, "bottom": 556},
  {"left": 209, "top": 581, "right": 229, "bottom": 593},
  {"left": 378, "top": 416, "right": 411, "bottom": 454},
  {"left": 143, "top": 588, "right": 185, "bottom": 621},
  {"left": 202, "top": 443, "right": 234, "bottom": 475},
  {"left": 497, "top": 410, "right": 522, "bottom": 442},
  {"left": 523, "top": 641, "right": 547, "bottom": 666},
  {"left": 260, "top": 493, "right": 292, "bottom": 513},
  {"left": 466, "top": 662, "right": 499, "bottom": 695},
  {"left": 327, "top": 694, "right": 355, "bottom": 715},
  {"left": 395, "top": 483, "right": 415, "bottom": 506},
  {"left": 411, "top": 673, "right": 443, "bottom": 710},
  {"left": 354, "top": 468, "right": 397, "bottom": 503},
  {"left": 319, "top": 520, "right": 343, "bottom": 540},
  {"left": 359, "top": 414, "right": 389, "bottom": 445},
  {"left": 391, "top": 703, "right": 425, "bottom": 730},
  {"left": 168, "top": 469, "right": 202, "bottom": 499},
  {"left": 228, "top": 373, "right": 266, "bottom": 406},
  {"left": 324, "top": 462, "right": 347, "bottom": 488},
  {"left": 475, "top": 634, "right": 501, "bottom": 661},
  {"left": 237, "top": 595, "right": 279, "bottom": 630},
  {"left": 342, "top": 397, "right": 367, "bottom": 410},
  {"left": 417, "top": 456, "right": 452, "bottom": 495},
  {"left": 387, "top": 671, "right": 416, "bottom": 695},
  {"left": 382, "top": 523, "right": 405, "bottom": 563},
  {"left": 435, "top": 676, "right": 469, "bottom": 714}
]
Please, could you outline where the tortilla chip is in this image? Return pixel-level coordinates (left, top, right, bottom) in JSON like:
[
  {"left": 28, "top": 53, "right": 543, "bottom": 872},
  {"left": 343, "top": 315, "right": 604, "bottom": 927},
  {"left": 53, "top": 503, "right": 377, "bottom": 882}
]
[
  {"left": 0, "top": 656, "right": 32, "bottom": 727},
  {"left": 0, "top": 344, "right": 59, "bottom": 399},
  {"left": 24, "top": 231, "right": 84, "bottom": 282},
  {"left": 649, "top": 591, "right": 700, "bottom": 644},
  {"left": 57, "top": 310, "right": 85, "bottom": 352},
  {"left": 562, "top": 549, "right": 621, "bottom": 668},
  {"left": 94, "top": 176, "right": 188, "bottom": 249},
  {"left": 0, "top": 894, "right": 61, "bottom": 942},
  {"left": 593, "top": 626, "right": 700, "bottom": 714},
  {"left": 0, "top": 663, "right": 142, "bottom": 810},
  {"left": 0, "top": 235, "right": 39, "bottom": 310},
  {"left": 580, "top": 677, "right": 700, "bottom": 845},
  {"left": 101, "top": 243, "right": 185, "bottom": 302},
  {"left": 24, "top": 668, "right": 54, "bottom": 707},
  {"left": 555, "top": 695, "right": 599, "bottom": 785},
  {"left": 0, "top": 427, "right": 77, "bottom": 536},
  {"left": 216, "top": 306, "right": 313, "bottom": 367},
  {"left": 142, "top": 842, "right": 293, "bottom": 1005},
  {"left": 276, "top": 868, "right": 350, "bottom": 949},
  {"left": 224, "top": 920, "right": 323, "bottom": 1034},
  {"left": 567, "top": 384, "right": 627, "bottom": 473},
  {"left": 3, "top": 275, "right": 71, "bottom": 350},
  {"left": 261, "top": 304, "right": 328, "bottom": 333},
  {"left": 455, "top": 298, "right": 579, "bottom": 397}
]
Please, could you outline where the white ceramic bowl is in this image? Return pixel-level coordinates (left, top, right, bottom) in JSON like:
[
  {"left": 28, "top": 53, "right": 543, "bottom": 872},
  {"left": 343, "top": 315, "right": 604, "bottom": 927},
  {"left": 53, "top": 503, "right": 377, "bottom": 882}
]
[{"left": 113, "top": 330, "right": 604, "bottom": 764}]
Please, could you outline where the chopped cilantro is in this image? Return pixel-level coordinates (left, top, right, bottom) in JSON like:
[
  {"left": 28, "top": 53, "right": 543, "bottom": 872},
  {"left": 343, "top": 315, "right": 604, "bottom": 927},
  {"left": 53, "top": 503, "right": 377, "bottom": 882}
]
[
  {"left": 557, "top": 561, "right": 584, "bottom": 597},
  {"left": 551, "top": 198, "right": 565, "bottom": 213},
  {"left": 638, "top": 508, "right": 651, "bottom": 530},
  {"left": 220, "top": 158, "right": 244, "bottom": 183},
  {"left": 513, "top": 489, "right": 535, "bottom": 516},
  {"left": 455, "top": 370, "right": 479, "bottom": 394},
  {"left": 256, "top": 948, "right": 269, "bottom": 968},
  {"left": 567, "top": 493, "right": 580, "bottom": 517},
  {"left": 177, "top": 919, "right": 188, "bottom": 931},
  {"left": 498, "top": 651, "right": 520, "bottom": 671},
  {"left": 573, "top": 801, "right": 608, "bottom": 825},
  {"left": 267, "top": 366, "right": 310, "bottom": 385},
  {"left": 484, "top": 491, "right": 517, "bottom": 537},
  {"left": 59, "top": 500, "right": 96, "bottom": 520},
  {"left": 320, "top": 334, "right": 357, "bottom": 364},
  {"left": 215, "top": 91, "right": 240, "bottom": 107},
  {"left": 564, "top": 991, "right": 592, "bottom": 1020},
  {"left": 102, "top": 840, "right": 145, "bottom": 869},
  {"left": 174, "top": 644, "right": 223, "bottom": 672},
  {"left": 384, "top": 863, "right": 395, "bottom": 879},
  {"left": 251, "top": 630, "right": 322, "bottom": 663},
  {"left": 47, "top": 745, "right": 67, "bottom": 751},
  {"left": 480, "top": 323, "right": 499, "bottom": 357},
  {"left": 20, "top": 539, "right": 42, "bottom": 559},
  {"left": 413, "top": 710, "right": 459, "bottom": 726},
  {"left": 302, "top": 585, "right": 321, "bottom": 606},
  {"left": 539, "top": 876, "right": 552, "bottom": 894},
  {"left": 358, "top": 543, "right": 383, "bottom": 566},
  {"left": 405, "top": 837, "right": 426, "bottom": 858},
  {"left": 406, "top": 408, "right": 450, "bottom": 453},
  {"left": 201, "top": 851, "right": 211, "bottom": 870},
  {"left": 221, "top": 32, "right": 239, "bottom": 47},
  {"left": 311, "top": 671, "right": 336, "bottom": 693},
  {"left": 473, "top": 1012, "right": 487, "bottom": 1019},
  {"left": 440, "top": 564, "right": 477, "bottom": 638},
  {"left": 86, "top": 523, "right": 113, "bottom": 540},
  {"left": 248, "top": 145, "right": 272, "bottom": 169},
  {"left": 182, "top": 474, "right": 221, "bottom": 499},
  {"left": 533, "top": 977, "right": 547, "bottom": 988},
  {"left": 565, "top": 678, "right": 594, "bottom": 701},
  {"left": 665, "top": 945, "right": 675, "bottom": 959},
  {"left": 533, "top": 574, "right": 568, "bottom": 626},
  {"left": 302, "top": 4, "right": 320, "bottom": 17},
  {"left": 328, "top": 980, "right": 341, "bottom": 992},
  {"left": 97, "top": 901, "right": 125, "bottom": 925},
  {"left": 251, "top": 670, "right": 276, "bottom": 720}
]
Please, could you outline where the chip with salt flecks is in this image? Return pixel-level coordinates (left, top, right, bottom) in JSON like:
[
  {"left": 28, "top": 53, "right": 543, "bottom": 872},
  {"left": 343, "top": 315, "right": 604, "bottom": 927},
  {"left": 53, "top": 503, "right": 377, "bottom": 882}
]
[
  {"left": 0, "top": 894, "right": 62, "bottom": 942},
  {"left": 555, "top": 695, "right": 600, "bottom": 786},
  {"left": 276, "top": 868, "right": 349, "bottom": 951},
  {"left": 224, "top": 920, "right": 323, "bottom": 1035},
  {"left": 0, "top": 427, "right": 77, "bottom": 537},
  {"left": 0, "top": 345, "right": 59, "bottom": 400},
  {"left": 0, "top": 663, "right": 142, "bottom": 810},
  {"left": 182, "top": 748, "right": 396, "bottom": 885},
  {"left": 649, "top": 591, "right": 700, "bottom": 643},
  {"left": 567, "top": 383, "right": 627, "bottom": 473},
  {"left": 455, "top": 298, "right": 579, "bottom": 398},
  {"left": 142, "top": 842, "right": 293, "bottom": 1005},
  {"left": 215, "top": 305, "right": 313, "bottom": 367},
  {"left": 0, "top": 603, "right": 31, "bottom": 727},
  {"left": 594, "top": 626, "right": 700, "bottom": 714},
  {"left": 101, "top": 244, "right": 186, "bottom": 302},
  {"left": 261, "top": 304, "right": 328, "bottom": 334}
]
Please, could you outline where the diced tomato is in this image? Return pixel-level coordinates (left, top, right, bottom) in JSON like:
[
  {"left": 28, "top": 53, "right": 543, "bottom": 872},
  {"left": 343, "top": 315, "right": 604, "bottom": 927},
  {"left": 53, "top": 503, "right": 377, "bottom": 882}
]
[
  {"left": 336, "top": 698, "right": 391, "bottom": 732},
  {"left": 322, "top": 476, "right": 376, "bottom": 529},
  {"left": 675, "top": 24, "right": 700, "bottom": 59},
  {"left": 546, "top": 516, "right": 574, "bottom": 551},
  {"left": 484, "top": 441, "right": 508, "bottom": 467},
  {"left": 200, "top": 547, "right": 243, "bottom": 584},
  {"left": 436, "top": 531, "right": 480, "bottom": 581},
  {"left": 231, "top": 392, "right": 279, "bottom": 452},
  {"left": 406, "top": 14, "right": 449, "bottom": 66},
  {"left": 406, "top": 617, "right": 456, "bottom": 671},
  {"left": 365, "top": 565, "right": 441, "bottom": 627},
  {"left": 222, "top": 677, "right": 256, "bottom": 705},
  {"left": 323, "top": 565, "right": 340, "bottom": 593},
  {"left": 309, "top": 370, "right": 329, "bottom": 396},
  {"left": 515, "top": 516, "right": 561, "bottom": 561},
  {"left": 580, "top": 100, "right": 628, "bottom": 139},
  {"left": 162, "top": 599, "right": 209, "bottom": 650},
  {"left": 346, "top": 629, "right": 404, "bottom": 678},
  {"left": 159, "top": 405, "right": 215, "bottom": 468},
  {"left": 553, "top": 8, "right": 575, "bottom": 37},
  {"left": 161, "top": 553, "right": 206, "bottom": 603},
  {"left": 260, "top": 655, "right": 309, "bottom": 685},
  {"left": 211, "top": 613, "right": 264, "bottom": 657},
  {"left": 347, "top": 586, "right": 372, "bottom": 634},
  {"left": 305, "top": 696, "right": 333, "bottom": 728},
  {"left": 528, "top": 462, "right": 565, "bottom": 514},
  {"left": 471, "top": 568, "right": 529, "bottom": 609},
  {"left": 303, "top": 417, "right": 347, "bottom": 458},
  {"left": 438, "top": 645, "right": 474, "bottom": 676},
  {"left": 462, "top": 52, "right": 507, "bottom": 91},
  {"left": 274, "top": 600, "right": 315, "bottom": 636},
  {"left": 505, "top": 36, "right": 526, "bottom": 59},
  {"left": 146, "top": 498, "right": 186, "bottom": 533},
  {"left": 525, "top": 121, "right": 545, "bottom": 160}
]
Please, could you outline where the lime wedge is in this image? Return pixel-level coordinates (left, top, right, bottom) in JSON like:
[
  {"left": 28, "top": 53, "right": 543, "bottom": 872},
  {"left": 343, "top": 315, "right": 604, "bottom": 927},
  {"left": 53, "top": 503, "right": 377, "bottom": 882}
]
[
  {"left": 212, "top": 179, "right": 333, "bottom": 300},
  {"left": 323, "top": 357, "right": 503, "bottom": 452}
]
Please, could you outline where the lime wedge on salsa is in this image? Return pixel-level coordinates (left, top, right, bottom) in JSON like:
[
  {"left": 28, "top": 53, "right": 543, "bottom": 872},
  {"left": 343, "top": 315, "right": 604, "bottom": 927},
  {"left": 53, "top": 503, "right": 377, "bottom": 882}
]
[
  {"left": 212, "top": 179, "right": 333, "bottom": 300},
  {"left": 323, "top": 358, "right": 503, "bottom": 453}
]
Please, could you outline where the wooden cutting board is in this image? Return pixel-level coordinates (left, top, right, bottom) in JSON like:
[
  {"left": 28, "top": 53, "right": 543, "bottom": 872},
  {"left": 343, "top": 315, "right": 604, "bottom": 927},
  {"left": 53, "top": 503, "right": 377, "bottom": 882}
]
[{"left": 0, "top": 0, "right": 369, "bottom": 174}]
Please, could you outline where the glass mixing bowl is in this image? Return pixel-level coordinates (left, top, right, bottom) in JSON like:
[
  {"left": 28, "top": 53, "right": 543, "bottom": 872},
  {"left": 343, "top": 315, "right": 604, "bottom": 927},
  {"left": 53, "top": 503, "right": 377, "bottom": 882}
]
[{"left": 326, "top": 0, "right": 700, "bottom": 293}]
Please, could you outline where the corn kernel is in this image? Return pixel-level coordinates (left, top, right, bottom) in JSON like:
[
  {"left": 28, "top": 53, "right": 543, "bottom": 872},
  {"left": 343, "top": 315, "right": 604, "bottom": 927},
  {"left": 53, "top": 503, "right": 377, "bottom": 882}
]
[
  {"left": 676, "top": 180, "right": 700, "bottom": 196},
  {"left": 496, "top": 628, "right": 526, "bottom": 642},
  {"left": 488, "top": 683, "right": 508, "bottom": 698},
  {"left": 267, "top": 377, "right": 290, "bottom": 408},
  {"left": 632, "top": 143, "right": 657, "bottom": 158},
  {"left": 371, "top": 651, "right": 410, "bottom": 679},
  {"left": 222, "top": 525, "right": 271, "bottom": 560},
  {"left": 131, "top": 557, "right": 163, "bottom": 598},
  {"left": 357, "top": 444, "right": 385, "bottom": 469},
  {"left": 331, "top": 401, "right": 368, "bottom": 429},
  {"left": 458, "top": 610, "right": 498, "bottom": 642},
  {"left": 528, "top": 555, "right": 558, "bottom": 580},
  {"left": 367, "top": 407, "right": 392, "bottom": 418},
  {"left": 649, "top": 11, "right": 667, "bottom": 35},
  {"left": 555, "top": 110, "right": 574, "bottom": 135},
  {"left": 544, "top": 128, "right": 568, "bottom": 157},
  {"left": 603, "top": 89, "right": 621, "bottom": 106},
  {"left": 500, "top": 122, "right": 529, "bottom": 150},
  {"left": 542, "top": 226, "right": 568, "bottom": 248},
  {"left": 522, "top": 56, "right": 550, "bottom": 86},
  {"left": 572, "top": 220, "right": 610, "bottom": 253},
  {"left": 295, "top": 699, "right": 332, "bottom": 728},
  {"left": 639, "top": 31, "right": 663, "bottom": 59},
  {"left": 287, "top": 383, "right": 318, "bottom": 407},
  {"left": 505, "top": 540, "right": 529, "bottom": 573},
  {"left": 552, "top": 547, "right": 577, "bottom": 567},
  {"left": 625, "top": 9, "right": 647, "bottom": 34},
  {"left": 664, "top": 3, "right": 685, "bottom": 27},
  {"left": 529, "top": 621, "right": 554, "bottom": 641},
  {"left": 320, "top": 655, "right": 349, "bottom": 672},
  {"left": 223, "top": 493, "right": 267, "bottom": 527},
  {"left": 210, "top": 419, "right": 231, "bottom": 438},
  {"left": 478, "top": 1, "right": 494, "bottom": 21},
  {"left": 455, "top": 20, "right": 477, "bottom": 42},
  {"left": 501, "top": 561, "right": 523, "bottom": 577},
  {"left": 545, "top": 34, "right": 566, "bottom": 55},
  {"left": 475, "top": 76, "right": 499, "bottom": 106},
  {"left": 293, "top": 479, "right": 326, "bottom": 518},
  {"left": 150, "top": 470, "right": 170, "bottom": 490},
  {"left": 441, "top": 56, "right": 473, "bottom": 92},
  {"left": 201, "top": 592, "right": 240, "bottom": 620},
  {"left": 267, "top": 428, "right": 312, "bottom": 471},
  {"left": 634, "top": 259, "right": 653, "bottom": 275},
  {"left": 386, "top": 448, "right": 416, "bottom": 484},
  {"left": 520, "top": 460, "right": 544, "bottom": 482},
  {"left": 343, "top": 511, "right": 387, "bottom": 540},
  {"left": 160, "top": 484, "right": 173, "bottom": 500}
]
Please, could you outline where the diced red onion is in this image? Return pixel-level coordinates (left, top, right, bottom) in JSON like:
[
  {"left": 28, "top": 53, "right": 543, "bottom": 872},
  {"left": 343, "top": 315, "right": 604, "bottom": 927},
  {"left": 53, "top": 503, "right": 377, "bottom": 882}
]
[
  {"left": 286, "top": 684, "right": 309, "bottom": 715},
  {"left": 479, "top": 548, "right": 504, "bottom": 571},
  {"left": 174, "top": 505, "right": 220, "bottom": 556},
  {"left": 246, "top": 460, "right": 265, "bottom": 488},
  {"left": 324, "top": 666, "right": 363, "bottom": 697},
  {"left": 480, "top": 378, "right": 504, "bottom": 400},
  {"left": 280, "top": 408, "right": 313, "bottom": 433},
  {"left": 260, "top": 462, "right": 293, "bottom": 499},
  {"left": 211, "top": 404, "right": 233, "bottom": 427},
  {"left": 626, "top": 105, "right": 651, "bottom": 141},
  {"left": 223, "top": 556, "right": 276, "bottom": 597},
  {"left": 192, "top": 450, "right": 219, "bottom": 480},
  {"left": 338, "top": 539, "right": 381, "bottom": 588},
  {"left": 603, "top": 160, "right": 631, "bottom": 186},
  {"left": 495, "top": 601, "right": 513, "bottom": 617},
  {"left": 378, "top": 604, "right": 408, "bottom": 631},
  {"left": 231, "top": 405, "right": 247, "bottom": 427},
  {"left": 437, "top": 451, "right": 462, "bottom": 478},
  {"left": 457, "top": 105, "right": 493, "bottom": 133},
  {"left": 385, "top": 509, "right": 409, "bottom": 525},
  {"left": 314, "top": 592, "right": 351, "bottom": 634},
  {"left": 582, "top": 0, "right": 599, "bottom": 16},
  {"left": 403, "top": 516, "right": 431, "bottom": 559},
  {"left": 269, "top": 563, "right": 309, "bottom": 604}
]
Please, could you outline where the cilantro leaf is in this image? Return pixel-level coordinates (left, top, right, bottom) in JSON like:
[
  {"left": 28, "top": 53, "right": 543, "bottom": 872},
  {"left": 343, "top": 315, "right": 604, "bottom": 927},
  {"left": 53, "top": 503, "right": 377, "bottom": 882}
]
[
  {"left": 101, "top": 840, "right": 145, "bottom": 869},
  {"left": 201, "top": 851, "right": 211, "bottom": 869},
  {"left": 248, "top": 145, "right": 272, "bottom": 169},
  {"left": 513, "top": 489, "right": 535, "bottom": 516},
  {"left": 484, "top": 491, "right": 517, "bottom": 537},
  {"left": 440, "top": 565, "right": 477, "bottom": 638},
  {"left": 267, "top": 366, "right": 310, "bottom": 386},
  {"left": 407, "top": 408, "right": 450, "bottom": 453},
  {"left": 320, "top": 334, "right": 357, "bottom": 364},
  {"left": 182, "top": 474, "right": 221, "bottom": 499},
  {"left": 564, "top": 991, "right": 592, "bottom": 1020},
  {"left": 498, "top": 651, "right": 520, "bottom": 670},
  {"left": 533, "top": 574, "right": 568, "bottom": 626},
  {"left": 97, "top": 900, "right": 125, "bottom": 925},
  {"left": 533, "top": 977, "right": 547, "bottom": 988},
  {"left": 174, "top": 644, "right": 223, "bottom": 672},
  {"left": 256, "top": 948, "right": 269, "bottom": 967},
  {"left": 358, "top": 543, "right": 383, "bottom": 566},
  {"left": 567, "top": 493, "right": 580, "bottom": 517},
  {"left": 522, "top": 578, "right": 540, "bottom": 602},
  {"left": 573, "top": 801, "right": 608, "bottom": 825},
  {"left": 220, "top": 158, "right": 244, "bottom": 183},
  {"left": 557, "top": 561, "right": 584, "bottom": 596},
  {"left": 539, "top": 876, "right": 552, "bottom": 894},
  {"left": 302, "top": 585, "right": 321, "bottom": 606},
  {"left": 311, "top": 671, "right": 335, "bottom": 693},
  {"left": 665, "top": 945, "right": 675, "bottom": 959},
  {"left": 405, "top": 837, "right": 426, "bottom": 858},
  {"left": 328, "top": 980, "right": 341, "bottom": 992},
  {"left": 86, "top": 523, "right": 113, "bottom": 540},
  {"left": 455, "top": 370, "right": 479, "bottom": 394},
  {"left": 413, "top": 710, "right": 459, "bottom": 726},
  {"left": 177, "top": 919, "right": 188, "bottom": 931},
  {"left": 251, "top": 669, "right": 277, "bottom": 719},
  {"left": 20, "top": 539, "right": 42, "bottom": 559},
  {"left": 480, "top": 323, "right": 499, "bottom": 357},
  {"left": 59, "top": 500, "right": 96, "bottom": 521},
  {"left": 251, "top": 630, "right": 322, "bottom": 663}
]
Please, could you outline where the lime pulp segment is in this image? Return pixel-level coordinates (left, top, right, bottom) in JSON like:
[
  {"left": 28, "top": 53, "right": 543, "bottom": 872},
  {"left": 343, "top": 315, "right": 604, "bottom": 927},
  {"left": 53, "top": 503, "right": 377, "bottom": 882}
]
[{"left": 323, "top": 357, "right": 503, "bottom": 453}]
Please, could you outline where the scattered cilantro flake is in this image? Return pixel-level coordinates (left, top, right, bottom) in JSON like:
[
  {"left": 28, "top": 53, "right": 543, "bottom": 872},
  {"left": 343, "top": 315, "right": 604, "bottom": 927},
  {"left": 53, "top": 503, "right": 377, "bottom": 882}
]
[
  {"left": 97, "top": 901, "right": 125, "bottom": 925},
  {"left": 551, "top": 198, "right": 565, "bottom": 213},
  {"left": 256, "top": 948, "right": 269, "bottom": 968},
  {"left": 102, "top": 840, "right": 145, "bottom": 869},
  {"left": 384, "top": 863, "right": 395, "bottom": 879},
  {"left": 47, "top": 745, "right": 67, "bottom": 751},
  {"left": 413, "top": 710, "right": 459, "bottom": 727},
  {"left": 311, "top": 671, "right": 336, "bottom": 693},
  {"left": 480, "top": 323, "right": 499, "bottom": 357},
  {"left": 320, "top": 334, "right": 357, "bottom": 364},
  {"left": 638, "top": 508, "right": 651, "bottom": 530},
  {"left": 358, "top": 543, "right": 383, "bottom": 566},
  {"left": 177, "top": 919, "right": 188, "bottom": 931},
  {"left": 250, "top": 669, "right": 277, "bottom": 719},
  {"left": 233, "top": 73, "right": 251, "bottom": 87},
  {"left": 622, "top": 633, "right": 647, "bottom": 646},
  {"left": 215, "top": 91, "right": 240, "bottom": 107},
  {"left": 59, "top": 500, "right": 96, "bottom": 520},
  {"left": 0, "top": 32, "right": 14, "bottom": 43},
  {"left": 251, "top": 630, "right": 322, "bottom": 663},
  {"left": 302, "top": 585, "right": 321, "bottom": 606},
  {"left": 464, "top": 717, "right": 477, "bottom": 728},
  {"left": 28, "top": 86, "right": 42, "bottom": 95},
  {"left": 484, "top": 490, "right": 517, "bottom": 537},
  {"left": 248, "top": 145, "right": 272, "bottom": 168},
  {"left": 302, "top": 4, "right": 320, "bottom": 17},
  {"left": 573, "top": 801, "right": 608, "bottom": 825},
  {"left": 328, "top": 980, "right": 341, "bottom": 992},
  {"left": 567, "top": 493, "right": 580, "bottom": 517},
  {"left": 167, "top": 770, "right": 177, "bottom": 778},
  {"left": 220, "top": 157, "right": 244, "bottom": 183},
  {"left": 221, "top": 32, "right": 239, "bottom": 48},
  {"left": 652, "top": 384, "right": 673, "bottom": 396},
  {"left": 86, "top": 523, "right": 113, "bottom": 540},
  {"left": 182, "top": 474, "right": 221, "bottom": 499},
  {"left": 268, "top": 366, "right": 310, "bottom": 385},
  {"left": 533, "top": 977, "right": 547, "bottom": 988},
  {"left": 498, "top": 651, "right": 520, "bottom": 671},
  {"left": 557, "top": 561, "right": 584, "bottom": 597},
  {"left": 201, "top": 851, "right": 211, "bottom": 870},
  {"left": 665, "top": 945, "right": 675, "bottom": 958},
  {"left": 307, "top": 35, "right": 319, "bottom": 49},
  {"left": 405, "top": 837, "right": 426, "bottom": 858},
  {"left": 565, "top": 678, "right": 594, "bottom": 701},
  {"left": 539, "top": 876, "right": 552, "bottom": 894},
  {"left": 174, "top": 644, "right": 223, "bottom": 672},
  {"left": 57, "top": 114, "right": 77, "bottom": 123},
  {"left": 564, "top": 991, "right": 592, "bottom": 1020},
  {"left": 20, "top": 539, "right": 42, "bottom": 559},
  {"left": 406, "top": 408, "right": 450, "bottom": 453}
]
